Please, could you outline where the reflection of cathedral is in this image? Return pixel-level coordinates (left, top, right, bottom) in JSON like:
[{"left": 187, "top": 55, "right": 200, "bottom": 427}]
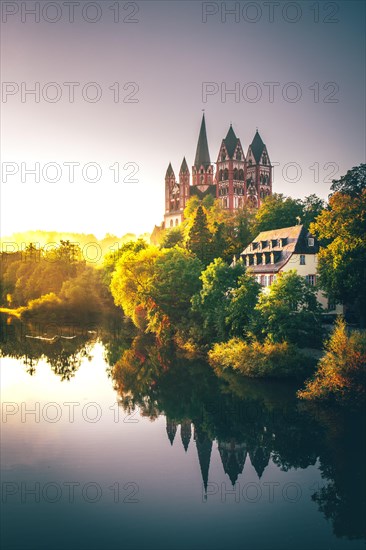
[
  {"left": 165, "top": 417, "right": 270, "bottom": 494},
  {"left": 164, "top": 114, "right": 272, "bottom": 228}
]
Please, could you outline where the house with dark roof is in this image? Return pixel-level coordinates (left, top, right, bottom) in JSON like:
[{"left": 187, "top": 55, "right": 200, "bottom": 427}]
[
  {"left": 163, "top": 115, "right": 272, "bottom": 228},
  {"left": 240, "top": 225, "right": 343, "bottom": 313}
]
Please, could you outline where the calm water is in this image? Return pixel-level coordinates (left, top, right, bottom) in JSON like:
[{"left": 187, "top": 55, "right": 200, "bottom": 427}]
[{"left": 1, "top": 315, "right": 365, "bottom": 550}]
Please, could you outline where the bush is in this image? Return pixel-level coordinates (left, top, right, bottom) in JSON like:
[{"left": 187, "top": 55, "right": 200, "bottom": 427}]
[
  {"left": 298, "top": 318, "right": 366, "bottom": 403},
  {"left": 208, "top": 337, "right": 313, "bottom": 379}
]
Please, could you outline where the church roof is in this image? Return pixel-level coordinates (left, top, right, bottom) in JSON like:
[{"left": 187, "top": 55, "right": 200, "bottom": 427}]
[
  {"left": 166, "top": 162, "right": 174, "bottom": 177},
  {"left": 250, "top": 130, "right": 265, "bottom": 163},
  {"left": 224, "top": 124, "right": 238, "bottom": 159},
  {"left": 180, "top": 157, "right": 189, "bottom": 173},
  {"left": 194, "top": 114, "right": 211, "bottom": 168},
  {"left": 240, "top": 225, "right": 319, "bottom": 274}
]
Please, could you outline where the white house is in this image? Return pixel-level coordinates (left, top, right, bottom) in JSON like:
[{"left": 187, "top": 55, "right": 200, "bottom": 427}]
[{"left": 240, "top": 225, "right": 342, "bottom": 314}]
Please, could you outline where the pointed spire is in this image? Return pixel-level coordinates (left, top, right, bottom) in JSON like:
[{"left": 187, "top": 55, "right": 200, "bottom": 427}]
[
  {"left": 180, "top": 419, "right": 192, "bottom": 452},
  {"left": 166, "top": 417, "right": 177, "bottom": 446},
  {"left": 180, "top": 157, "right": 189, "bottom": 173},
  {"left": 250, "top": 446, "right": 270, "bottom": 479},
  {"left": 165, "top": 162, "right": 174, "bottom": 178},
  {"left": 250, "top": 130, "right": 265, "bottom": 163},
  {"left": 218, "top": 440, "right": 247, "bottom": 486},
  {"left": 224, "top": 124, "right": 238, "bottom": 159},
  {"left": 194, "top": 114, "right": 211, "bottom": 168},
  {"left": 195, "top": 427, "right": 213, "bottom": 496}
]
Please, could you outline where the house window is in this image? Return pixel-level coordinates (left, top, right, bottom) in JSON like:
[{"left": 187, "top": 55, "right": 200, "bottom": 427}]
[
  {"left": 300, "top": 255, "right": 306, "bottom": 265},
  {"left": 306, "top": 274, "right": 316, "bottom": 286},
  {"left": 308, "top": 237, "right": 315, "bottom": 247},
  {"left": 170, "top": 220, "right": 173, "bottom": 228}
]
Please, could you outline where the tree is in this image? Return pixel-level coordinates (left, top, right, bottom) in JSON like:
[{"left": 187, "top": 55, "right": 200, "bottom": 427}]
[
  {"left": 187, "top": 205, "right": 214, "bottom": 265},
  {"left": 301, "top": 194, "right": 325, "bottom": 229},
  {"left": 225, "top": 273, "right": 261, "bottom": 338},
  {"left": 192, "top": 258, "right": 247, "bottom": 342},
  {"left": 252, "top": 271, "right": 323, "bottom": 347},
  {"left": 298, "top": 317, "right": 366, "bottom": 403},
  {"left": 330, "top": 163, "right": 366, "bottom": 197},
  {"left": 147, "top": 247, "right": 203, "bottom": 337},
  {"left": 110, "top": 246, "right": 160, "bottom": 328},
  {"left": 310, "top": 183, "right": 366, "bottom": 325},
  {"left": 161, "top": 227, "right": 184, "bottom": 249},
  {"left": 254, "top": 194, "right": 303, "bottom": 234}
]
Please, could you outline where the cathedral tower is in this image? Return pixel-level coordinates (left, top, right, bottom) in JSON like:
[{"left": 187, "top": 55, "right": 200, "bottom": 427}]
[
  {"left": 192, "top": 114, "right": 215, "bottom": 189},
  {"left": 216, "top": 124, "right": 246, "bottom": 211},
  {"left": 245, "top": 130, "right": 272, "bottom": 208},
  {"left": 179, "top": 157, "right": 190, "bottom": 214},
  {"left": 164, "top": 163, "right": 182, "bottom": 228}
]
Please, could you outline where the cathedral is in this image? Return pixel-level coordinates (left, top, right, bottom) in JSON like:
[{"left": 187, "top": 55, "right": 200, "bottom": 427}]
[{"left": 164, "top": 114, "right": 273, "bottom": 228}]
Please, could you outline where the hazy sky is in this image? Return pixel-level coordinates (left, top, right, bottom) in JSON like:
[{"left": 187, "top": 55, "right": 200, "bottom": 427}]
[{"left": 1, "top": 0, "right": 365, "bottom": 238}]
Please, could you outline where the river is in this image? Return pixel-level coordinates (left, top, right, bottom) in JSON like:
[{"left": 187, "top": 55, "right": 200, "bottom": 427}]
[{"left": 1, "top": 315, "right": 365, "bottom": 550}]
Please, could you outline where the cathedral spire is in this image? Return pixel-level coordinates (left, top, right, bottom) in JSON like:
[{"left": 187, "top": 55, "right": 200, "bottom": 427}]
[
  {"left": 166, "top": 417, "right": 178, "bottom": 446},
  {"left": 180, "top": 157, "right": 189, "bottom": 173},
  {"left": 194, "top": 114, "right": 211, "bottom": 168},
  {"left": 180, "top": 419, "right": 192, "bottom": 452},
  {"left": 224, "top": 124, "right": 238, "bottom": 159},
  {"left": 250, "top": 130, "right": 265, "bottom": 163},
  {"left": 194, "top": 427, "right": 213, "bottom": 498},
  {"left": 165, "top": 162, "right": 174, "bottom": 178}
]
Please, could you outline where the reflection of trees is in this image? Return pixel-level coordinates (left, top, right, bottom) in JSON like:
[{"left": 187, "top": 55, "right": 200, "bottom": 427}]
[
  {"left": 0, "top": 315, "right": 94, "bottom": 381},
  {"left": 112, "top": 335, "right": 366, "bottom": 542}
]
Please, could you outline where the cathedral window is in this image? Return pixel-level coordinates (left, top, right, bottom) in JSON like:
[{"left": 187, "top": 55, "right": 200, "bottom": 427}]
[
  {"left": 233, "top": 168, "right": 238, "bottom": 180},
  {"left": 224, "top": 169, "right": 229, "bottom": 180}
]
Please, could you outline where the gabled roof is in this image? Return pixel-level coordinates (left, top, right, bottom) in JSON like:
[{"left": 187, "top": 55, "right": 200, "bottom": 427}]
[
  {"left": 180, "top": 157, "right": 189, "bottom": 173},
  {"left": 194, "top": 114, "right": 211, "bottom": 168},
  {"left": 240, "top": 225, "right": 318, "bottom": 274},
  {"left": 250, "top": 130, "right": 265, "bottom": 163},
  {"left": 223, "top": 124, "right": 238, "bottom": 159},
  {"left": 165, "top": 162, "right": 175, "bottom": 178}
]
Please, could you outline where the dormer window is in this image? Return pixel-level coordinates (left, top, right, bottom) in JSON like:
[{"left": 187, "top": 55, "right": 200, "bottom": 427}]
[
  {"left": 236, "top": 151, "right": 242, "bottom": 160},
  {"left": 308, "top": 237, "right": 315, "bottom": 247}
]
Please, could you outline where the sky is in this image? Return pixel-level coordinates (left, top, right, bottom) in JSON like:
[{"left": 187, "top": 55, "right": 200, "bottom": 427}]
[{"left": 1, "top": 0, "right": 365, "bottom": 239}]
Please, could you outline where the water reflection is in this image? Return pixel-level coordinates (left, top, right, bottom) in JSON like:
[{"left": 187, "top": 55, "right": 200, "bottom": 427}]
[
  {"left": 112, "top": 332, "right": 366, "bottom": 541},
  {"left": 1, "top": 314, "right": 365, "bottom": 544}
]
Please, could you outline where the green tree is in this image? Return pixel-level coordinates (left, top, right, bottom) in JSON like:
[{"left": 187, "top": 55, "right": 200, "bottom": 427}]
[
  {"left": 187, "top": 205, "right": 214, "bottom": 265},
  {"left": 161, "top": 227, "right": 184, "bottom": 249},
  {"left": 225, "top": 273, "right": 261, "bottom": 338},
  {"left": 330, "top": 163, "right": 366, "bottom": 197},
  {"left": 252, "top": 271, "right": 323, "bottom": 347},
  {"left": 192, "top": 258, "right": 246, "bottom": 342},
  {"left": 301, "top": 194, "right": 325, "bottom": 229},
  {"left": 254, "top": 194, "right": 303, "bottom": 233},
  {"left": 147, "top": 247, "right": 203, "bottom": 337},
  {"left": 310, "top": 181, "right": 366, "bottom": 325}
]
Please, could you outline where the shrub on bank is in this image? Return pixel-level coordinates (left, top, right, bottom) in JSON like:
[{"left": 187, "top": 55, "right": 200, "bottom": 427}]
[
  {"left": 208, "top": 337, "right": 313, "bottom": 379},
  {"left": 298, "top": 318, "right": 366, "bottom": 403}
]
